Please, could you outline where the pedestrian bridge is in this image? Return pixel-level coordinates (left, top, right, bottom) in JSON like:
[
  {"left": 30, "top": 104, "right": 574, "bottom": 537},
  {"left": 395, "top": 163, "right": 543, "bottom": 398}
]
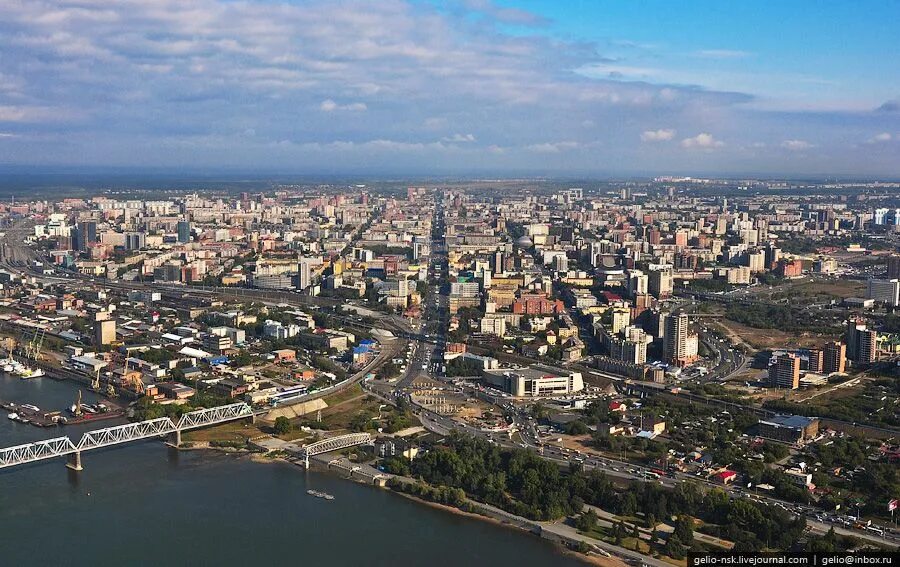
[
  {"left": 0, "top": 402, "right": 254, "bottom": 471},
  {"left": 293, "top": 432, "right": 373, "bottom": 468}
]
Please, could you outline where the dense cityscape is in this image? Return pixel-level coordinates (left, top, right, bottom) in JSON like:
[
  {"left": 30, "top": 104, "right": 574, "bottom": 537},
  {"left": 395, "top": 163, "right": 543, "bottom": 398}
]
[
  {"left": 0, "top": 179, "right": 896, "bottom": 564},
  {"left": 2, "top": 0, "right": 899, "bottom": 565}
]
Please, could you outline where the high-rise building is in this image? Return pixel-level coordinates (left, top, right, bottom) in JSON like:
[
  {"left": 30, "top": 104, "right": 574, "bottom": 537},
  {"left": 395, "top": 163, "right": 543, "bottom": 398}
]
[
  {"left": 867, "top": 278, "right": 900, "bottom": 306},
  {"left": 177, "top": 220, "right": 192, "bottom": 244},
  {"left": 125, "top": 231, "right": 146, "bottom": 251},
  {"left": 769, "top": 353, "right": 800, "bottom": 389},
  {"left": 298, "top": 259, "right": 312, "bottom": 290},
  {"left": 823, "top": 341, "right": 846, "bottom": 374},
  {"left": 610, "top": 307, "right": 631, "bottom": 334},
  {"left": 71, "top": 226, "right": 85, "bottom": 252},
  {"left": 747, "top": 250, "right": 766, "bottom": 273},
  {"left": 888, "top": 255, "right": 900, "bottom": 279},
  {"left": 663, "top": 313, "right": 697, "bottom": 366},
  {"left": 493, "top": 251, "right": 504, "bottom": 276},
  {"left": 845, "top": 320, "right": 877, "bottom": 364},
  {"left": 858, "top": 329, "right": 877, "bottom": 364},
  {"left": 79, "top": 221, "right": 98, "bottom": 245},
  {"left": 765, "top": 243, "right": 781, "bottom": 270},
  {"left": 94, "top": 314, "right": 116, "bottom": 347},
  {"left": 807, "top": 349, "right": 823, "bottom": 373},
  {"left": 626, "top": 270, "right": 648, "bottom": 298},
  {"left": 649, "top": 267, "right": 674, "bottom": 299}
]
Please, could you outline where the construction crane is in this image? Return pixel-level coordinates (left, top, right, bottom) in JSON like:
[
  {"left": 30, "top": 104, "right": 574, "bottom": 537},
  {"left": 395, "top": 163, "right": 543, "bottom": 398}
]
[
  {"left": 91, "top": 366, "right": 101, "bottom": 391},
  {"left": 72, "top": 390, "right": 83, "bottom": 417},
  {"left": 126, "top": 372, "right": 145, "bottom": 394}
]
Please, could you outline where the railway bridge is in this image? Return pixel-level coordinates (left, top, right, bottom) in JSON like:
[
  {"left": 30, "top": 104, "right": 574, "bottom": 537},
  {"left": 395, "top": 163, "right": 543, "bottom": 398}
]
[{"left": 0, "top": 402, "right": 255, "bottom": 471}]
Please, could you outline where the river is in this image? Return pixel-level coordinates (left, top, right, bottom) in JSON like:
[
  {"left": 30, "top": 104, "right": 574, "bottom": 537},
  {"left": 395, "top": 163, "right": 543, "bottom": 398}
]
[{"left": 0, "top": 374, "right": 585, "bottom": 566}]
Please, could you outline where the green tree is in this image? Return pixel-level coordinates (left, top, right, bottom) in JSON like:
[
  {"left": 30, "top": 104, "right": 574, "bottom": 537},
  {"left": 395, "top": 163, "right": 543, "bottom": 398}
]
[
  {"left": 664, "top": 534, "right": 686, "bottom": 560},
  {"left": 273, "top": 416, "right": 292, "bottom": 435},
  {"left": 576, "top": 509, "right": 598, "bottom": 532}
]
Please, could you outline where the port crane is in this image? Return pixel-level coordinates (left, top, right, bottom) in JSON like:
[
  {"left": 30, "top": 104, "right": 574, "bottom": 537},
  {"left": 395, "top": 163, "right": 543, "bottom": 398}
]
[{"left": 21, "top": 327, "right": 45, "bottom": 361}]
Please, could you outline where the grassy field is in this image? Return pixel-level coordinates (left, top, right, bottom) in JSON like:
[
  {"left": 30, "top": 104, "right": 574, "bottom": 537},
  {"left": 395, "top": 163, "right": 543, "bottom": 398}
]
[
  {"left": 183, "top": 420, "right": 264, "bottom": 443},
  {"left": 716, "top": 319, "right": 837, "bottom": 350}
]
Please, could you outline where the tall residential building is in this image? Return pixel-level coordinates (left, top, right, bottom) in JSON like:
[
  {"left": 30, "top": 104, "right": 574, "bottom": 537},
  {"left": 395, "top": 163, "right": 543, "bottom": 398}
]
[
  {"left": 845, "top": 320, "right": 877, "bottom": 364},
  {"left": 807, "top": 349, "right": 823, "bottom": 373},
  {"left": 663, "top": 313, "right": 697, "bottom": 366},
  {"left": 747, "top": 250, "right": 766, "bottom": 273},
  {"left": 125, "top": 231, "right": 146, "bottom": 251},
  {"left": 626, "top": 270, "right": 648, "bottom": 298},
  {"left": 298, "top": 259, "right": 312, "bottom": 290},
  {"left": 177, "top": 220, "right": 192, "bottom": 244},
  {"left": 648, "top": 267, "right": 674, "bottom": 299},
  {"left": 858, "top": 329, "right": 877, "bottom": 364},
  {"left": 823, "top": 341, "right": 847, "bottom": 374},
  {"left": 765, "top": 244, "right": 781, "bottom": 270},
  {"left": 769, "top": 353, "right": 800, "bottom": 389}
]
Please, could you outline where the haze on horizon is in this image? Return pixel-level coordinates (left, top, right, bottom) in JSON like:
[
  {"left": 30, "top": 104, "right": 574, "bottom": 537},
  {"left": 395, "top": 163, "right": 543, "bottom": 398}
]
[{"left": 0, "top": 0, "right": 899, "bottom": 177}]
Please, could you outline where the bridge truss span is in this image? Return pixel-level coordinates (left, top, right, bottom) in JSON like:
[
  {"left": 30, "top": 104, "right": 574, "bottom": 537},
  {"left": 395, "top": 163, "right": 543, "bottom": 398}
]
[
  {"left": 77, "top": 417, "right": 176, "bottom": 452},
  {"left": 0, "top": 436, "right": 77, "bottom": 469},
  {"left": 177, "top": 403, "right": 253, "bottom": 430},
  {"left": 0, "top": 402, "right": 258, "bottom": 471},
  {"left": 296, "top": 433, "right": 373, "bottom": 468}
]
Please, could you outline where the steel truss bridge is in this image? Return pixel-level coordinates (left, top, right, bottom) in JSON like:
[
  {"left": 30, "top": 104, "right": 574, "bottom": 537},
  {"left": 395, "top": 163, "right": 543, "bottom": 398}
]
[
  {"left": 294, "top": 433, "right": 372, "bottom": 468},
  {"left": 0, "top": 402, "right": 254, "bottom": 471}
]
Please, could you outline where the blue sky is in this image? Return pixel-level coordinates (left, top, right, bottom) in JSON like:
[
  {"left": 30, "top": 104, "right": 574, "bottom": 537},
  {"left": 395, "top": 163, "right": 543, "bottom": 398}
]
[{"left": 0, "top": 0, "right": 898, "bottom": 176}]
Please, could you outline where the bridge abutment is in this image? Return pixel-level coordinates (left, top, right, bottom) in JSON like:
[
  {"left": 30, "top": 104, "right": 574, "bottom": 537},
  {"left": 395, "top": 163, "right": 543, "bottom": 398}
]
[{"left": 66, "top": 451, "right": 83, "bottom": 471}]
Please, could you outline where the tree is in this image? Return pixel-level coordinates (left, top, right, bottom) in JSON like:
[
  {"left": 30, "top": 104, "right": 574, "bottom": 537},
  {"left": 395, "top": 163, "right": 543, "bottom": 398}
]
[
  {"left": 674, "top": 515, "right": 695, "bottom": 546},
  {"left": 576, "top": 509, "right": 598, "bottom": 532},
  {"left": 273, "top": 416, "right": 292, "bottom": 435},
  {"left": 664, "top": 534, "right": 686, "bottom": 560}
]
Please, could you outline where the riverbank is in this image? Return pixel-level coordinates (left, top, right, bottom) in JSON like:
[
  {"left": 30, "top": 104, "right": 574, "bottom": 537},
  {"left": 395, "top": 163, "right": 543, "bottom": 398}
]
[
  {"left": 185, "top": 440, "right": 611, "bottom": 566},
  {"left": 387, "top": 488, "right": 624, "bottom": 567}
]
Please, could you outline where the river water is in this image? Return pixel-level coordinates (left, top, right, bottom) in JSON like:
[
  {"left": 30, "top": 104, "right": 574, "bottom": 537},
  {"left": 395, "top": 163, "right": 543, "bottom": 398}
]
[{"left": 0, "top": 375, "right": 584, "bottom": 566}]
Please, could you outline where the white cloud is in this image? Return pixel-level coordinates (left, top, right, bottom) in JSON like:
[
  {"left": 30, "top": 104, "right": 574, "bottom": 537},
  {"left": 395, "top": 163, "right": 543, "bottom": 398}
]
[
  {"left": 525, "top": 141, "right": 580, "bottom": 153},
  {"left": 319, "top": 99, "right": 367, "bottom": 112},
  {"left": 781, "top": 139, "right": 813, "bottom": 151},
  {"left": 441, "top": 133, "right": 476, "bottom": 143},
  {"left": 680, "top": 133, "right": 724, "bottom": 149},
  {"left": 869, "top": 132, "right": 892, "bottom": 143},
  {"left": 694, "top": 49, "right": 751, "bottom": 59},
  {"left": 640, "top": 128, "right": 675, "bottom": 142}
]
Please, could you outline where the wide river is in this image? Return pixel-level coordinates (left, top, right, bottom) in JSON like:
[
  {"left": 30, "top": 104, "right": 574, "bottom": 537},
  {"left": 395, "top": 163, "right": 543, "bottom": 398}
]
[{"left": 0, "top": 374, "right": 584, "bottom": 566}]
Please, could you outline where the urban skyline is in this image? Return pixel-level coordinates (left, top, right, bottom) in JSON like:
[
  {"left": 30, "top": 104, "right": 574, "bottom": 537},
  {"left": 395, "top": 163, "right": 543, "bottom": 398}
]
[{"left": 0, "top": 1, "right": 899, "bottom": 176}]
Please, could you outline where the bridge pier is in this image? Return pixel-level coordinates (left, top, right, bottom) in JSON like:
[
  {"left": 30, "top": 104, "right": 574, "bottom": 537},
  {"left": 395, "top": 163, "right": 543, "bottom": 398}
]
[
  {"left": 166, "top": 429, "right": 182, "bottom": 448},
  {"left": 66, "top": 451, "right": 83, "bottom": 472}
]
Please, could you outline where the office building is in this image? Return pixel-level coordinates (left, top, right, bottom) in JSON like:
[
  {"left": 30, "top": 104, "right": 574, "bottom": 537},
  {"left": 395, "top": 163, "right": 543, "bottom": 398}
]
[
  {"left": 867, "top": 278, "right": 900, "bottom": 306},
  {"left": 177, "top": 220, "right": 192, "bottom": 244}
]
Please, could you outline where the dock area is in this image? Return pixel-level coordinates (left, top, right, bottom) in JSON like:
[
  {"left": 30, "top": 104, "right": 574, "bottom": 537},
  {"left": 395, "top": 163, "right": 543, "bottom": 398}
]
[{"left": 2, "top": 400, "right": 124, "bottom": 428}]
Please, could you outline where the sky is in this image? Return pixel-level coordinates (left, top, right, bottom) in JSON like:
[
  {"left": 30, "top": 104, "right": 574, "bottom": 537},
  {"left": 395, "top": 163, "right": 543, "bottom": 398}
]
[{"left": 0, "top": 0, "right": 899, "bottom": 177}]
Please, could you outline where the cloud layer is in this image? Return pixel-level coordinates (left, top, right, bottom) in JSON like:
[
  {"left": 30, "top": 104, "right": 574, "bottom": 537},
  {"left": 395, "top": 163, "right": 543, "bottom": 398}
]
[{"left": 0, "top": 0, "right": 897, "bottom": 175}]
